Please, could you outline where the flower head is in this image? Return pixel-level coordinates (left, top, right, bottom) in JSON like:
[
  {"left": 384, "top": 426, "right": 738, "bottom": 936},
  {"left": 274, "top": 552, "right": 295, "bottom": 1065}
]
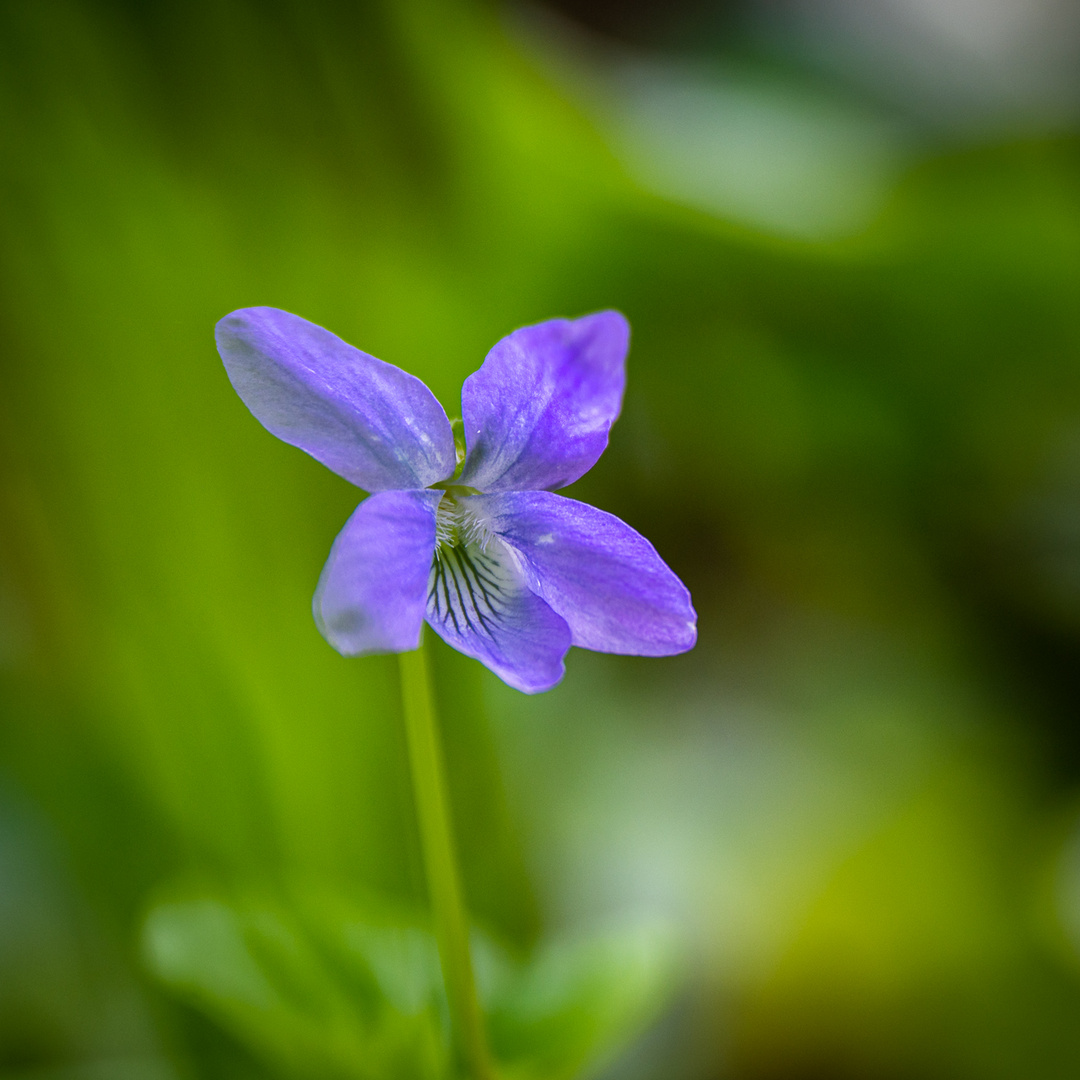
[{"left": 216, "top": 308, "right": 696, "bottom": 692}]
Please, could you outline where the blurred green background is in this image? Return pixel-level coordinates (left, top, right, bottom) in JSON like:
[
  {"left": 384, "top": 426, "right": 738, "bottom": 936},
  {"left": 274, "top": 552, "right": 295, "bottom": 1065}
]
[{"left": 5, "top": 0, "right": 1080, "bottom": 1076}]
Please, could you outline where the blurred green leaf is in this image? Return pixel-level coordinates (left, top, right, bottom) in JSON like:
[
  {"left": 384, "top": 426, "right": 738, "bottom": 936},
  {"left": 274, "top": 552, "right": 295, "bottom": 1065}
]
[
  {"left": 143, "top": 890, "right": 449, "bottom": 1080},
  {"left": 483, "top": 922, "right": 679, "bottom": 1080},
  {"left": 143, "top": 887, "right": 677, "bottom": 1080}
]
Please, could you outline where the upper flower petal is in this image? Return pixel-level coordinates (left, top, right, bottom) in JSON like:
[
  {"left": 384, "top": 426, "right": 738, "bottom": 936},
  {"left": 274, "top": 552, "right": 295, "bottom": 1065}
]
[
  {"left": 425, "top": 531, "right": 571, "bottom": 693},
  {"left": 314, "top": 489, "right": 443, "bottom": 655},
  {"left": 457, "top": 312, "right": 629, "bottom": 492},
  {"left": 469, "top": 491, "right": 697, "bottom": 656},
  {"left": 216, "top": 307, "right": 456, "bottom": 491}
]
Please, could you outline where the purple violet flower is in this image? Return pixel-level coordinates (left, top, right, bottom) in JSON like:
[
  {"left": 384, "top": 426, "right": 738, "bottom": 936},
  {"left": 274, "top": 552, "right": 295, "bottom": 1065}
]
[{"left": 216, "top": 308, "right": 697, "bottom": 693}]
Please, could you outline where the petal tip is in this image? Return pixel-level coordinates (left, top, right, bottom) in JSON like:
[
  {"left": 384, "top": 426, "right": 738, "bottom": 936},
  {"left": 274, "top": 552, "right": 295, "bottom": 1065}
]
[
  {"left": 214, "top": 305, "right": 278, "bottom": 339},
  {"left": 500, "top": 668, "right": 566, "bottom": 695},
  {"left": 582, "top": 307, "right": 630, "bottom": 333},
  {"left": 663, "top": 602, "right": 698, "bottom": 656},
  {"left": 575, "top": 308, "right": 630, "bottom": 355}
]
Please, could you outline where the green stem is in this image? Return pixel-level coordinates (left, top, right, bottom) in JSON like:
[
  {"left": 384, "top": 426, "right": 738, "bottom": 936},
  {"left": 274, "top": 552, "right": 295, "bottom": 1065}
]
[{"left": 399, "top": 638, "right": 494, "bottom": 1080}]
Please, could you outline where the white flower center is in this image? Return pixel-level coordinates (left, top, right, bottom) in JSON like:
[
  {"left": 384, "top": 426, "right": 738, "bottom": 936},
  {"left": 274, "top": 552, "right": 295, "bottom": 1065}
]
[
  {"left": 433, "top": 492, "right": 494, "bottom": 553},
  {"left": 428, "top": 492, "right": 521, "bottom": 640}
]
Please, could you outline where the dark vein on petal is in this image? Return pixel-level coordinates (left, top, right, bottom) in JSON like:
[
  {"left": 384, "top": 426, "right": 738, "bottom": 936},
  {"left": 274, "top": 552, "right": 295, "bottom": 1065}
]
[
  {"left": 458, "top": 546, "right": 502, "bottom": 608},
  {"left": 429, "top": 524, "right": 526, "bottom": 646},
  {"left": 450, "top": 548, "right": 487, "bottom": 621},
  {"left": 444, "top": 553, "right": 477, "bottom": 635},
  {"left": 450, "top": 548, "right": 497, "bottom": 634},
  {"left": 436, "top": 555, "right": 460, "bottom": 634}
]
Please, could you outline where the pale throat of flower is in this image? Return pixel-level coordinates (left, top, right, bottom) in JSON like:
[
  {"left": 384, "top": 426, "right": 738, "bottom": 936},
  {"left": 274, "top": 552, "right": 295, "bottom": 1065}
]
[
  {"left": 432, "top": 487, "right": 494, "bottom": 554},
  {"left": 428, "top": 489, "right": 526, "bottom": 638}
]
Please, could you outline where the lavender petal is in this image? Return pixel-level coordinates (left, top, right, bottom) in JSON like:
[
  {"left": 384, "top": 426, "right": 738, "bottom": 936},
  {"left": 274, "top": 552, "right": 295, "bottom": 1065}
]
[
  {"left": 314, "top": 489, "right": 443, "bottom": 655},
  {"left": 458, "top": 312, "right": 629, "bottom": 492},
  {"left": 469, "top": 491, "right": 697, "bottom": 656},
  {"left": 425, "top": 536, "right": 571, "bottom": 693},
  {"left": 217, "top": 307, "right": 456, "bottom": 491}
]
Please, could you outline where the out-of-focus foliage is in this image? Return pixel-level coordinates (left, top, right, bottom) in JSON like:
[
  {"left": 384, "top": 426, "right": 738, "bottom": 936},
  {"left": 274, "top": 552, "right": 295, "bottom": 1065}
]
[
  {"left": 4, "top": 0, "right": 1080, "bottom": 1078},
  {"left": 140, "top": 884, "right": 674, "bottom": 1079}
]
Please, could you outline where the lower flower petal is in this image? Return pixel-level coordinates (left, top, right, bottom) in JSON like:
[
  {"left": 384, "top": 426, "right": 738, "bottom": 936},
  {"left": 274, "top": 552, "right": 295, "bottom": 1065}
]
[
  {"left": 425, "top": 536, "right": 571, "bottom": 694},
  {"left": 469, "top": 491, "right": 697, "bottom": 656},
  {"left": 314, "top": 489, "right": 443, "bottom": 655}
]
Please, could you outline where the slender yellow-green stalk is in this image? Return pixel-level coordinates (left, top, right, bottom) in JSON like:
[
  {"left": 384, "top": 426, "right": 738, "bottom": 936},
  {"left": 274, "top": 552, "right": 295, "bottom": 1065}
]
[{"left": 399, "top": 639, "right": 494, "bottom": 1080}]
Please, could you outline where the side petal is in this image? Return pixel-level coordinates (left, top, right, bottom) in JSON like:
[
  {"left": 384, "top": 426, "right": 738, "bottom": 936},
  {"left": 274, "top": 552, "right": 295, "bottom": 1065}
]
[
  {"left": 426, "top": 535, "right": 571, "bottom": 694},
  {"left": 470, "top": 492, "right": 697, "bottom": 656},
  {"left": 314, "top": 489, "right": 443, "bottom": 655},
  {"left": 217, "top": 307, "right": 456, "bottom": 491},
  {"left": 458, "top": 311, "right": 629, "bottom": 492}
]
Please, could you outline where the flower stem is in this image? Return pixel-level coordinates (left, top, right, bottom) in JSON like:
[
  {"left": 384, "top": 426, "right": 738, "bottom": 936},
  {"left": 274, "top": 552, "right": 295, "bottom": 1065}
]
[{"left": 398, "top": 639, "right": 494, "bottom": 1080}]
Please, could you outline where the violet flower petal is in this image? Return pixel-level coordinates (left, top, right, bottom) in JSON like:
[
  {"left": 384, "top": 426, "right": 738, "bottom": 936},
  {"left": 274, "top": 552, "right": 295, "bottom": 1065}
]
[
  {"left": 314, "top": 489, "right": 443, "bottom": 655},
  {"left": 469, "top": 491, "right": 697, "bottom": 656},
  {"left": 217, "top": 308, "right": 456, "bottom": 492},
  {"left": 458, "top": 312, "right": 629, "bottom": 492},
  {"left": 425, "top": 537, "right": 571, "bottom": 693}
]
